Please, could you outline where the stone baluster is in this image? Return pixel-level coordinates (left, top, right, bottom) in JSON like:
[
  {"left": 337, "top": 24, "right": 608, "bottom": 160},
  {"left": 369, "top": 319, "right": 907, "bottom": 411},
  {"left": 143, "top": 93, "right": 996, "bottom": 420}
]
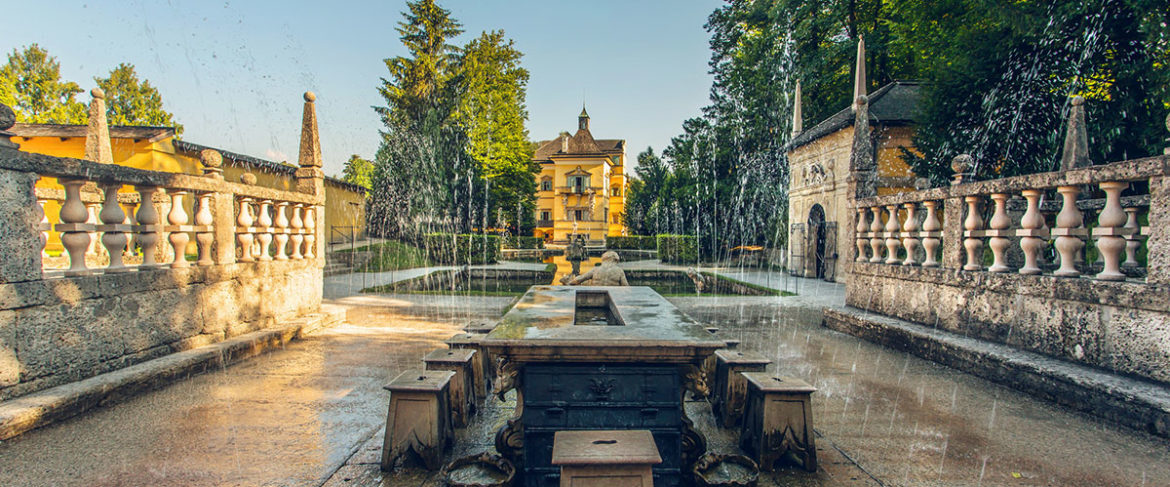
[
  {"left": 290, "top": 204, "right": 305, "bottom": 260},
  {"left": 86, "top": 202, "right": 101, "bottom": 256},
  {"left": 303, "top": 205, "right": 317, "bottom": 259},
  {"left": 920, "top": 201, "right": 941, "bottom": 267},
  {"left": 136, "top": 186, "right": 161, "bottom": 267},
  {"left": 37, "top": 199, "right": 49, "bottom": 258},
  {"left": 167, "top": 191, "right": 190, "bottom": 268},
  {"left": 274, "top": 202, "right": 290, "bottom": 260},
  {"left": 884, "top": 205, "right": 901, "bottom": 264},
  {"left": 58, "top": 178, "right": 91, "bottom": 275},
  {"left": 1052, "top": 185, "right": 1084, "bottom": 277},
  {"left": 257, "top": 200, "right": 273, "bottom": 261},
  {"left": 855, "top": 208, "right": 869, "bottom": 261},
  {"left": 237, "top": 197, "right": 256, "bottom": 262},
  {"left": 987, "top": 193, "right": 1012, "bottom": 273},
  {"left": 195, "top": 193, "right": 214, "bottom": 266},
  {"left": 868, "top": 207, "right": 883, "bottom": 263},
  {"left": 122, "top": 201, "right": 136, "bottom": 257},
  {"left": 1094, "top": 181, "right": 1129, "bottom": 281},
  {"left": 1017, "top": 189, "right": 1048, "bottom": 275},
  {"left": 901, "top": 203, "right": 920, "bottom": 265},
  {"left": 99, "top": 183, "right": 128, "bottom": 271},
  {"left": 1122, "top": 207, "right": 1141, "bottom": 268},
  {"left": 962, "top": 196, "right": 984, "bottom": 271}
]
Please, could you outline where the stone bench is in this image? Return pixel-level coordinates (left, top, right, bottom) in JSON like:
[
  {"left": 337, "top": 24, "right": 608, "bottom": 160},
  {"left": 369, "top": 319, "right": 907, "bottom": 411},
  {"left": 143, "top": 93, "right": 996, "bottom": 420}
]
[
  {"left": 712, "top": 350, "right": 771, "bottom": 428},
  {"left": 381, "top": 369, "right": 455, "bottom": 471},
  {"left": 739, "top": 372, "right": 817, "bottom": 472},
  {"left": 551, "top": 430, "right": 662, "bottom": 487},
  {"left": 424, "top": 348, "right": 477, "bottom": 427},
  {"left": 444, "top": 333, "right": 490, "bottom": 401}
]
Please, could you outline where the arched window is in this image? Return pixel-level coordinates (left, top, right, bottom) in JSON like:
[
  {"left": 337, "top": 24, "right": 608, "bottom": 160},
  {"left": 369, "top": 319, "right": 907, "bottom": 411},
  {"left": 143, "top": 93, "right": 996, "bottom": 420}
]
[
  {"left": 540, "top": 177, "right": 552, "bottom": 191},
  {"left": 611, "top": 185, "right": 621, "bottom": 197}
]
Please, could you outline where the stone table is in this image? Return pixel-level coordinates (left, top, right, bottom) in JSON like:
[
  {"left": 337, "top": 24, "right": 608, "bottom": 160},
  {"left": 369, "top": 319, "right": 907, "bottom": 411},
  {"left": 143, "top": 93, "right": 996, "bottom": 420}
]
[{"left": 482, "top": 286, "right": 725, "bottom": 487}]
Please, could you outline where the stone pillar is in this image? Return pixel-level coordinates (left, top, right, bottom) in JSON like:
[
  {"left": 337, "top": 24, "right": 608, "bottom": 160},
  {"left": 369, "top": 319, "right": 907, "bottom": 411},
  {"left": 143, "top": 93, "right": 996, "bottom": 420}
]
[
  {"left": 84, "top": 89, "right": 114, "bottom": 165},
  {"left": 0, "top": 168, "right": 44, "bottom": 283},
  {"left": 941, "top": 197, "right": 964, "bottom": 269},
  {"left": 1146, "top": 175, "right": 1170, "bottom": 284},
  {"left": 295, "top": 92, "right": 326, "bottom": 198}
]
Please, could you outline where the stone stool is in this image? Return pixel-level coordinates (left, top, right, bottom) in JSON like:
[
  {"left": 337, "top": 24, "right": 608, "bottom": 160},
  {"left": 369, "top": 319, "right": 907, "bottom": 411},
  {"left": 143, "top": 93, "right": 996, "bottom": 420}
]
[
  {"left": 424, "top": 348, "right": 477, "bottom": 427},
  {"left": 712, "top": 350, "right": 771, "bottom": 428},
  {"left": 381, "top": 369, "right": 455, "bottom": 471},
  {"left": 444, "top": 333, "right": 489, "bottom": 401},
  {"left": 463, "top": 319, "right": 497, "bottom": 334},
  {"left": 552, "top": 430, "right": 662, "bottom": 487},
  {"left": 739, "top": 372, "right": 817, "bottom": 472}
]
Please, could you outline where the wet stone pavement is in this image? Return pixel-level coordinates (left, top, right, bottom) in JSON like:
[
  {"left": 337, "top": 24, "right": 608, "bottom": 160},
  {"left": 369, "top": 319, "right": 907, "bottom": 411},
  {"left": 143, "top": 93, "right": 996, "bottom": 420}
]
[{"left": 0, "top": 285, "right": 1167, "bottom": 486}]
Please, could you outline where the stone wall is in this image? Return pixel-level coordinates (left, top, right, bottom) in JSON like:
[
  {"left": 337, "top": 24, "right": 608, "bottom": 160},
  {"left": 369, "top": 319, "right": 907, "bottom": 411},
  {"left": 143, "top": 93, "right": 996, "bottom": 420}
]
[
  {"left": 0, "top": 134, "right": 326, "bottom": 400},
  {"left": 844, "top": 155, "right": 1170, "bottom": 385}
]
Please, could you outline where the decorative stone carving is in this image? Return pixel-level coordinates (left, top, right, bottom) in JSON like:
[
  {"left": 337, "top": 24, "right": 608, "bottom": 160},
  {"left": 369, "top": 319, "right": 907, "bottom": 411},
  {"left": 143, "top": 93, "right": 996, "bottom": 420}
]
[
  {"left": 682, "top": 363, "right": 709, "bottom": 399},
  {"left": 1053, "top": 186, "right": 1084, "bottom": 277},
  {"left": 1017, "top": 189, "right": 1047, "bottom": 275},
  {"left": 167, "top": 191, "right": 190, "bottom": 268},
  {"left": 493, "top": 355, "right": 520, "bottom": 401},
  {"left": 99, "top": 184, "right": 128, "bottom": 271},
  {"left": 200, "top": 149, "right": 223, "bottom": 179},
  {"left": 1094, "top": 181, "right": 1128, "bottom": 280},
  {"left": 962, "top": 196, "right": 984, "bottom": 271},
  {"left": 921, "top": 201, "right": 941, "bottom": 267}
]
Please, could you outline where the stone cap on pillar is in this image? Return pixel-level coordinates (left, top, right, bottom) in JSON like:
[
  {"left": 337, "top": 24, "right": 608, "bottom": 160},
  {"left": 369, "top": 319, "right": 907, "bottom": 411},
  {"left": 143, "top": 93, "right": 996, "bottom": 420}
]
[
  {"left": 742, "top": 372, "right": 816, "bottom": 394},
  {"left": 384, "top": 369, "right": 455, "bottom": 392},
  {"left": 714, "top": 349, "right": 772, "bottom": 365},
  {"left": 444, "top": 333, "right": 482, "bottom": 347},
  {"left": 551, "top": 430, "right": 663, "bottom": 466},
  {"left": 423, "top": 348, "right": 476, "bottom": 365}
]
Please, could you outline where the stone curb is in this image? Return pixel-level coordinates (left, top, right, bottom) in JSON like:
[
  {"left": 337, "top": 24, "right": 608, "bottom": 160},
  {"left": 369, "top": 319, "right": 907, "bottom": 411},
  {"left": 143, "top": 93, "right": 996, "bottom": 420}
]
[
  {"left": 823, "top": 307, "right": 1170, "bottom": 439},
  {"left": 0, "top": 305, "right": 346, "bottom": 441}
]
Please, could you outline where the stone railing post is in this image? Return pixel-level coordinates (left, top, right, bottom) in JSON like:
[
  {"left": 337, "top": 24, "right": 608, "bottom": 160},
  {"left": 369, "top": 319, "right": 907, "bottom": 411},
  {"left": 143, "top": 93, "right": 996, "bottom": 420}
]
[
  {"left": 987, "top": 193, "right": 1011, "bottom": 273},
  {"left": 884, "top": 205, "right": 901, "bottom": 264},
  {"left": 901, "top": 203, "right": 919, "bottom": 265},
  {"left": 1122, "top": 207, "right": 1140, "bottom": 268},
  {"left": 167, "top": 190, "right": 190, "bottom": 268},
  {"left": 1094, "top": 181, "right": 1129, "bottom": 281},
  {"left": 941, "top": 197, "right": 964, "bottom": 269},
  {"left": 135, "top": 186, "right": 162, "bottom": 267},
  {"left": 58, "top": 178, "right": 92, "bottom": 275},
  {"left": 0, "top": 165, "right": 44, "bottom": 283},
  {"left": 199, "top": 150, "right": 237, "bottom": 266},
  {"left": 962, "top": 196, "right": 984, "bottom": 271},
  {"left": 99, "top": 183, "right": 128, "bottom": 271},
  {"left": 920, "top": 200, "right": 941, "bottom": 267},
  {"left": 855, "top": 207, "right": 868, "bottom": 262},
  {"left": 1017, "top": 189, "right": 1047, "bottom": 275},
  {"left": 257, "top": 200, "right": 274, "bottom": 261},
  {"left": 295, "top": 92, "right": 326, "bottom": 263},
  {"left": 1149, "top": 172, "right": 1170, "bottom": 284},
  {"left": 1053, "top": 185, "right": 1085, "bottom": 277},
  {"left": 868, "top": 206, "right": 883, "bottom": 263},
  {"left": 274, "top": 202, "right": 290, "bottom": 260}
]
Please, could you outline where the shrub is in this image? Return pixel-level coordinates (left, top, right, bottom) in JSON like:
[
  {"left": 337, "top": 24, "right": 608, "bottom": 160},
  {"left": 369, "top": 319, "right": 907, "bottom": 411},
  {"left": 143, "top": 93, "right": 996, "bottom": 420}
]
[
  {"left": 606, "top": 236, "right": 657, "bottom": 250},
  {"left": 422, "top": 234, "right": 500, "bottom": 264},
  {"left": 501, "top": 235, "right": 545, "bottom": 249},
  {"left": 657, "top": 234, "right": 698, "bottom": 263}
]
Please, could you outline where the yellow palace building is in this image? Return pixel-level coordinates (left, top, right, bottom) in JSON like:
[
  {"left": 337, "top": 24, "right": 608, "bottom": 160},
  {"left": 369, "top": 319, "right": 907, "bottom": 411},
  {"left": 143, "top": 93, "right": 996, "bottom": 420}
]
[{"left": 531, "top": 108, "right": 626, "bottom": 244}]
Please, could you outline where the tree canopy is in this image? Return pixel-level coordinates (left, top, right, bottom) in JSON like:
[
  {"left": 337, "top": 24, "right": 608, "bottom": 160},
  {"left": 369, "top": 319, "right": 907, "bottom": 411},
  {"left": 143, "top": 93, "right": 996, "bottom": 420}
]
[
  {"left": 95, "top": 63, "right": 183, "bottom": 134},
  {"left": 368, "top": 0, "right": 535, "bottom": 239},
  {"left": 342, "top": 154, "right": 375, "bottom": 190},
  {"left": 0, "top": 44, "right": 86, "bottom": 124}
]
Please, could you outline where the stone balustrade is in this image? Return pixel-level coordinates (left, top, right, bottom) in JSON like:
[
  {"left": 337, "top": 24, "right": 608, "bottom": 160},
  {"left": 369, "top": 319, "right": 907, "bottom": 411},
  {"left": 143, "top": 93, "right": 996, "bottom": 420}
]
[
  {"left": 0, "top": 148, "right": 324, "bottom": 280},
  {"left": 852, "top": 156, "right": 1161, "bottom": 282}
]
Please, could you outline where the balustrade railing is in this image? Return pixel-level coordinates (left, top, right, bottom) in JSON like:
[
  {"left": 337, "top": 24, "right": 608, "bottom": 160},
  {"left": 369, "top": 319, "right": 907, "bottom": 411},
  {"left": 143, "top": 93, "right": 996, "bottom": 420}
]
[
  {"left": 852, "top": 156, "right": 1160, "bottom": 283},
  {"left": 4, "top": 148, "right": 323, "bottom": 278}
]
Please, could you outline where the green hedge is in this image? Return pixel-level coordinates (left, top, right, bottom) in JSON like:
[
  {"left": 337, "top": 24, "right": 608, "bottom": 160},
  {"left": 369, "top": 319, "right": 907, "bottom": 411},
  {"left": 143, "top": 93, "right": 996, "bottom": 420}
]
[
  {"left": 422, "top": 234, "right": 500, "bottom": 264},
  {"left": 657, "top": 234, "right": 698, "bottom": 263},
  {"left": 606, "top": 236, "right": 657, "bottom": 250},
  {"left": 502, "top": 235, "right": 545, "bottom": 249}
]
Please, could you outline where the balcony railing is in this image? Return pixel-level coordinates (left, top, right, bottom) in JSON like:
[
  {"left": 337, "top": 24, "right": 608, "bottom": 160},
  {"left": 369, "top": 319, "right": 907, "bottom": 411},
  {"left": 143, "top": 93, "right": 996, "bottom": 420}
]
[
  {"left": 536, "top": 219, "right": 554, "bottom": 227},
  {"left": 557, "top": 186, "right": 601, "bottom": 195}
]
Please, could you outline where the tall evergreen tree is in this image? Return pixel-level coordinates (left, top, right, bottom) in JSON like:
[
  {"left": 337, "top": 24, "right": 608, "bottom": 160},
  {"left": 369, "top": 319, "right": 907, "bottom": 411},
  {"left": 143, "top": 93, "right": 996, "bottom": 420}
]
[{"left": 0, "top": 44, "right": 86, "bottom": 124}]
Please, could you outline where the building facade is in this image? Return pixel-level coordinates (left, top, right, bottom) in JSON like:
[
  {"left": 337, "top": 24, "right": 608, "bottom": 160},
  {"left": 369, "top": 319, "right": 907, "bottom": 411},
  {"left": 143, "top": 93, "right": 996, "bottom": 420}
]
[
  {"left": 786, "top": 40, "right": 924, "bottom": 282},
  {"left": 531, "top": 108, "right": 626, "bottom": 243}
]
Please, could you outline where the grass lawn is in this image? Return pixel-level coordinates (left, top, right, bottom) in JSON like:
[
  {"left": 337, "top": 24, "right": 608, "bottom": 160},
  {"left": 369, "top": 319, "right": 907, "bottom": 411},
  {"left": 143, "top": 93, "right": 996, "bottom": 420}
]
[{"left": 343, "top": 240, "right": 434, "bottom": 272}]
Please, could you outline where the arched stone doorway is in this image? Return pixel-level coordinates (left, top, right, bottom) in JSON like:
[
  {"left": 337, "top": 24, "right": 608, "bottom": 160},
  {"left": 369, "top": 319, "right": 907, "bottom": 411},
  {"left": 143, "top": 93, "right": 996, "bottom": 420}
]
[{"left": 807, "top": 204, "right": 827, "bottom": 278}]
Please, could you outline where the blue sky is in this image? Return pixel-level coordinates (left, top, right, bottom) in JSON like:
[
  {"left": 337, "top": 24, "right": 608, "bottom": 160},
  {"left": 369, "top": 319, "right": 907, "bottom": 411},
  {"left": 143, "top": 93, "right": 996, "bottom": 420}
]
[{"left": 3, "top": 0, "right": 722, "bottom": 177}]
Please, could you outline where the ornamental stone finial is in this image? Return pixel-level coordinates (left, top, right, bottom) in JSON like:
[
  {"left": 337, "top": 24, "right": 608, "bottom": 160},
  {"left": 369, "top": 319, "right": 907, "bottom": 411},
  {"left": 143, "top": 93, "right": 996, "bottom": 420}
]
[
  {"left": 84, "top": 87, "right": 113, "bottom": 164},
  {"left": 298, "top": 91, "right": 322, "bottom": 168},
  {"left": 241, "top": 172, "right": 257, "bottom": 185},
  {"left": 0, "top": 101, "right": 17, "bottom": 149},
  {"left": 951, "top": 154, "right": 974, "bottom": 186},
  {"left": 200, "top": 149, "right": 224, "bottom": 179},
  {"left": 1060, "top": 95, "right": 1090, "bottom": 171}
]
